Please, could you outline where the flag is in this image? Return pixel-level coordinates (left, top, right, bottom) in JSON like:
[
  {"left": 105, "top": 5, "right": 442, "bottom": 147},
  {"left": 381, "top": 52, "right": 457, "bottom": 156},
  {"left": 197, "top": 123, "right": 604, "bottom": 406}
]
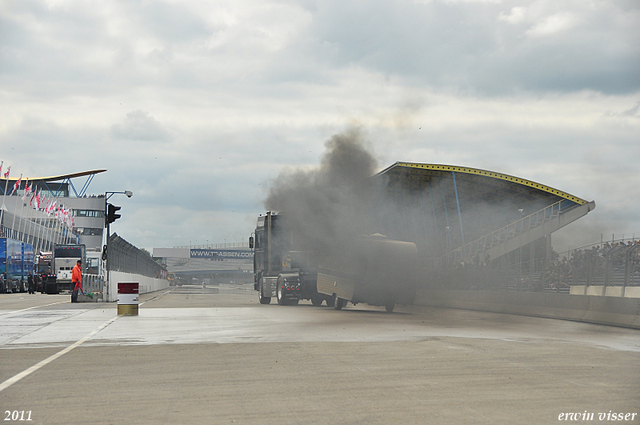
[
  {"left": 3, "top": 166, "right": 10, "bottom": 179},
  {"left": 10, "top": 175, "right": 21, "bottom": 196},
  {"left": 45, "top": 200, "right": 52, "bottom": 215},
  {"left": 29, "top": 187, "right": 37, "bottom": 206},
  {"left": 22, "top": 181, "right": 31, "bottom": 201}
]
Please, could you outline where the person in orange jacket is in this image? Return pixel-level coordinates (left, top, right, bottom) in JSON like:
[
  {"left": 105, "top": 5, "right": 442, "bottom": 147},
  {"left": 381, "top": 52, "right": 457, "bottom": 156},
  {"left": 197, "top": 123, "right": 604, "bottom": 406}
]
[{"left": 71, "top": 260, "right": 83, "bottom": 303}]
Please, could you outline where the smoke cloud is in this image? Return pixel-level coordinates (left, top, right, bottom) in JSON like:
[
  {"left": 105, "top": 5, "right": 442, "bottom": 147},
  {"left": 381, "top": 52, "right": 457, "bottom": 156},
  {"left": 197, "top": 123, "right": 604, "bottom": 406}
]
[{"left": 264, "top": 127, "right": 379, "bottom": 264}]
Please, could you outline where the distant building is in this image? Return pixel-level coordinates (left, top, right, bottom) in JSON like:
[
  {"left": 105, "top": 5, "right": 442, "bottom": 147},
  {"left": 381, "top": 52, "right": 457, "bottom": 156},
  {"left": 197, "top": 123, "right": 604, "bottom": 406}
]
[
  {"left": 153, "top": 246, "right": 253, "bottom": 284},
  {"left": 0, "top": 170, "right": 108, "bottom": 253}
]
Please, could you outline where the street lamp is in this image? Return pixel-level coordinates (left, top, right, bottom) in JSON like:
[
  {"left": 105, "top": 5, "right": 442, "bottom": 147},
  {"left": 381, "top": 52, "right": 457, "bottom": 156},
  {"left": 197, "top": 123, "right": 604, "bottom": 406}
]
[{"left": 104, "top": 190, "right": 133, "bottom": 301}]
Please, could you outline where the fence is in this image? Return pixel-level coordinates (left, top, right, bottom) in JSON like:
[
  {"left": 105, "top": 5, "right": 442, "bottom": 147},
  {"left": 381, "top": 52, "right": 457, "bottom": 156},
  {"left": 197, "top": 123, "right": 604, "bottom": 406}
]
[
  {"left": 107, "top": 233, "right": 166, "bottom": 279},
  {"left": 430, "top": 239, "right": 640, "bottom": 294},
  {"left": 82, "top": 273, "right": 104, "bottom": 294}
]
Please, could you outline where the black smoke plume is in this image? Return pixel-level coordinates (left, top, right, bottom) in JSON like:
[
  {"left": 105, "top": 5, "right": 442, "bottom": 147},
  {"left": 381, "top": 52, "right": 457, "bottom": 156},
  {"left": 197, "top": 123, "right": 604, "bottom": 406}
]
[{"left": 264, "top": 128, "right": 378, "bottom": 265}]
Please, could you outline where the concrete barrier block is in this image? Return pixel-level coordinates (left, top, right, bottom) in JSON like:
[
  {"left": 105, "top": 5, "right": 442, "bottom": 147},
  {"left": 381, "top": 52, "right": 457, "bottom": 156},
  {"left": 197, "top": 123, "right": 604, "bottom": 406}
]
[
  {"left": 624, "top": 287, "right": 640, "bottom": 298},
  {"left": 605, "top": 286, "right": 625, "bottom": 297},
  {"left": 583, "top": 296, "right": 640, "bottom": 328},
  {"left": 570, "top": 286, "right": 587, "bottom": 295},
  {"left": 414, "top": 287, "right": 640, "bottom": 329},
  {"left": 586, "top": 286, "right": 605, "bottom": 296}
]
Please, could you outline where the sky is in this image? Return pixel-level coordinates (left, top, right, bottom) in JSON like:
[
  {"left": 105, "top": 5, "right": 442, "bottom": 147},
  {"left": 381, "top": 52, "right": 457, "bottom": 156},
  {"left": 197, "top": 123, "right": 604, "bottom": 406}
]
[{"left": 0, "top": 0, "right": 638, "bottom": 253}]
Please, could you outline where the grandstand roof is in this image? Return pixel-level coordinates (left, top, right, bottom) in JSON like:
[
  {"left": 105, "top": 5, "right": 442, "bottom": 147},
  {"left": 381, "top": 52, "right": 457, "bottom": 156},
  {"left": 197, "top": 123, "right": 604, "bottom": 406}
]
[
  {"left": 0, "top": 169, "right": 107, "bottom": 198},
  {"left": 375, "top": 162, "right": 588, "bottom": 206},
  {"left": 367, "top": 162, "right": 594, "bottom": 259},
  {"left": 0, "top": 169, "right": 107, "bottom": 182}
]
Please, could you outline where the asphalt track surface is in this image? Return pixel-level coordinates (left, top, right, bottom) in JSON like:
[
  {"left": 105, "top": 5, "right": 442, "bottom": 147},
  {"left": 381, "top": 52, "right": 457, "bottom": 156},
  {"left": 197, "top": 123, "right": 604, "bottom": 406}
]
[{"left": 0, "top": 284, "right": 639, "bottom": 425}]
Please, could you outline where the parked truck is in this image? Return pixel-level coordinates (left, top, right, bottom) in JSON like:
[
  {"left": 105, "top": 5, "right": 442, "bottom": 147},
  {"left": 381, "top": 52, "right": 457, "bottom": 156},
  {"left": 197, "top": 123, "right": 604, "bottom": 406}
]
[
  {"left": 0, "top": 238, "right": 34, "bottom": 293},
  {"left": 53, "top": 244, "right": 86, "bottom": 292},
  {"left": 249, "top": 211, "right": 418, "bottom": 312}
]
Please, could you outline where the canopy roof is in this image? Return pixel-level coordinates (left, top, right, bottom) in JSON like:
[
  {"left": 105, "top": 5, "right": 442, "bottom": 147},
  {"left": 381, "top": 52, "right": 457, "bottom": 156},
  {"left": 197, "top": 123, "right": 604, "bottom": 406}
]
[
  {"left": 366, "top": 162, "right": 592, "bottom": 259},
  {"left": 0, "top": 169, "right": 107, "bottom": 183},
  {"left": 375, "top": 162, "right": 587, "bottom": 207}
]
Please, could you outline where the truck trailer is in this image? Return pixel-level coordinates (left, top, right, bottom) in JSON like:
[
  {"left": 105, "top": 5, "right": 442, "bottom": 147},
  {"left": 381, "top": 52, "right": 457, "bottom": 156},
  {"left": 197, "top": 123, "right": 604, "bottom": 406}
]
[
  {"left": 0, "top": 238, "right": 34, "bottom": 293},
  {"left": 249, "top": 211, "right": 418, "bottom": 312},
  {"left": 316, "top": 234, "right": 418, "bottom": 312},
  {"left": 53, "top": 244, "right": 86, "bottom": 292}
]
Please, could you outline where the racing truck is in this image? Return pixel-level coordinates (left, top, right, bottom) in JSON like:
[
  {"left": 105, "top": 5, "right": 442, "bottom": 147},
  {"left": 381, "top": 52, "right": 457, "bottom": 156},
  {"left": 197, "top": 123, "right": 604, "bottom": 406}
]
[
  {"left": 249, "top": 211, "right": 332, "bottom": 306},
  {"left": 249, "top": 211, "right": 418, "bottom": 312}
]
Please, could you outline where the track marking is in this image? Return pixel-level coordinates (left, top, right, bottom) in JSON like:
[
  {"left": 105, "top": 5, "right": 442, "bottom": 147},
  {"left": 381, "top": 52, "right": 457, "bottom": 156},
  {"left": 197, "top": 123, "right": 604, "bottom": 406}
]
[
  {"left": 0, "top": 314, "right": 120, "bottom": 393},
  {"left": 0, "top": 300, "right": 68, "bottom": 317},
  {"left": 0, "top": 288, "right": 170, "bottom": 392}
]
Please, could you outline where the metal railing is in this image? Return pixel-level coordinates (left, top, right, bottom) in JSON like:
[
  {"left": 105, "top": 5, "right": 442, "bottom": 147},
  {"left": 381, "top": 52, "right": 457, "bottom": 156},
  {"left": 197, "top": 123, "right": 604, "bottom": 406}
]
[
  {"left": 174, "top": 242, "right": 249, "bottom": 249},
  {"left": 438, "top": 200, "right": 569, "bottom": 267},
  {"left": 107, "top": 233, "right": 166, "bottom": 279},
  {"left": 426, "top": 240, "right": 640, "bottom": 294},
  {"left": 82, "top": 273, "right": 104, "bottom": 294}
]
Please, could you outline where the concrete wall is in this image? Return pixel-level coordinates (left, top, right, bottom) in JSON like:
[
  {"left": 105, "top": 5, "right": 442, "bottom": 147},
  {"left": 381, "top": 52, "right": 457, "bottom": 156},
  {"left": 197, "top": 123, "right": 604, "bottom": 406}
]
[
  {"left": 625, "top": 287, "right": 640, "bottom": 298},
  {"left": 414, "top": 288, "right": 640, "bottom": 329},
  {"left": 105, "top": 271, "right": 170, "bottom": 302}
]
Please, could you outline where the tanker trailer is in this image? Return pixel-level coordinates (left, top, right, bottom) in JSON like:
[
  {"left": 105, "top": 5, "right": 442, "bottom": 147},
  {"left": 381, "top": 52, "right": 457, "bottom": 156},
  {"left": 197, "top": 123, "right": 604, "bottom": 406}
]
[{"left": 316, "top": 234, "right": 418, "bottom": 312}]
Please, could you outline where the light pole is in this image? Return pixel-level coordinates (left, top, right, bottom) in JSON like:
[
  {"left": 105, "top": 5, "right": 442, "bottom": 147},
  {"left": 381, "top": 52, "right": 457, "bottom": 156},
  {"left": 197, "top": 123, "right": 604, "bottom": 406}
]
[{"left": 104, "top": 190, "right": 133, "bottom": 301}]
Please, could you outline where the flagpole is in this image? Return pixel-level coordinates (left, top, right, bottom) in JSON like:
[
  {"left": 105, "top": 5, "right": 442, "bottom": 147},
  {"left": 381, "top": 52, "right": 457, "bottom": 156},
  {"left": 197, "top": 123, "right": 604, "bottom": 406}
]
[
  {"left": 46, "top": 200, "right": 55, "bottom": 252},
  {"left": 27, "top": 189, "right": 37, "bottom": 246},
  {"left": 48, "top": 202, "right": 56, "bottom": 251},
  {"left": 34, "top": 193, "right": 44, "bottom": 254},
  {"left": 17, "top": 180, "right": 29, "bottom": 242},
  {"left": 10, "top": 174, "right": 22, "bottom": 239},
  {"left": 39, "top": 194, "right": 48, "bottom": 253},
  {"left": 0, "top": 178, "right": 9, "bottom": 237},
  {"left": 57, "top": 205, "right": 64, "bottom": 245}
]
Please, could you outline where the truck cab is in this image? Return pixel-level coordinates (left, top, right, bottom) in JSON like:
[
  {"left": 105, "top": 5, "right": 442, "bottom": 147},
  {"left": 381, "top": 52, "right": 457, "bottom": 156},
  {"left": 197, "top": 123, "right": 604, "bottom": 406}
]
[{"left": 250, "top": 212, "right": 330, "bottom": 306}]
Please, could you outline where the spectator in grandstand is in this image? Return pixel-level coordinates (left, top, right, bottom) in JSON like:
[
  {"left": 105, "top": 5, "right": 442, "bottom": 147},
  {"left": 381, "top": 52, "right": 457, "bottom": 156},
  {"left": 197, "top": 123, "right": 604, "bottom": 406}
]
[{"left": 71, "top": 260, "right": 83, "bottom": 303}]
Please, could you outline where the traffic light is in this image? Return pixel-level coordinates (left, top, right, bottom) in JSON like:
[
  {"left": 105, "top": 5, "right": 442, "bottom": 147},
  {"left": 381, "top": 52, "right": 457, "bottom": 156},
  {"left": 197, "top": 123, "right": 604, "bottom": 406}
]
[{"left": 106, "top": 203, "right": 121, "bottom": 225}]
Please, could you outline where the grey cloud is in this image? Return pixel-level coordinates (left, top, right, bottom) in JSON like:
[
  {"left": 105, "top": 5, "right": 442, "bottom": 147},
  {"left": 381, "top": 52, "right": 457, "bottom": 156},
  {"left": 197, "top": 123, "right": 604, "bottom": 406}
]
[
  {"left": 619, "top": 102, "right": 640, "bottom": 117},
  {"left": 301, "top": 0, "right": 640, "bottom": 95},
  {"left": 110, "top": 110, "right": 169, "bottom": 142}
]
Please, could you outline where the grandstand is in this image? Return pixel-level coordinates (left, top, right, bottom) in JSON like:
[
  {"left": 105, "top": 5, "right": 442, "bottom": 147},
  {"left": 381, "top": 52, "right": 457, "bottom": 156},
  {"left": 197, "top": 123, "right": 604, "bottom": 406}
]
[
  {"left": 0, "top": 170, "right": 108, "bottom": 252},
  {"left": 363, "top": 162, "right": 596, "bottom": 290}
]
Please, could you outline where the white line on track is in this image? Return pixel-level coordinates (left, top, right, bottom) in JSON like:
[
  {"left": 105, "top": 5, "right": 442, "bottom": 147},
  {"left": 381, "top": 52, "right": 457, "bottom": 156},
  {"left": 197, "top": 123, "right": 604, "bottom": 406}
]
[
  {"left": 0, "top": 289, "right": 171, "bottom": 392},
  {"left": 0, "top": 300, "right": 68, "bottom": 317},
  {"left": 0, "top": 314, "right": 120, "bottom": 393}
]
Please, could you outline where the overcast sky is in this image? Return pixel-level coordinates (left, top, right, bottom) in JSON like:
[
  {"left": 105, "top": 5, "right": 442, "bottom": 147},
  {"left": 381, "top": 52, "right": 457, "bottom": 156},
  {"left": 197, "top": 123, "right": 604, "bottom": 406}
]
[{"left": 1, "top": 0, "right": 638, "bottom": 252}]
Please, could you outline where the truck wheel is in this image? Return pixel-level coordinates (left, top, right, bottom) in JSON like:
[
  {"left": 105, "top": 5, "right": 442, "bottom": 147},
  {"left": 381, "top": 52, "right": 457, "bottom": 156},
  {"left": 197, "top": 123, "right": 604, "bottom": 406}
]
[
  {"left": 333, "top": 294, "right": 344, "bottom": 310},
  {"left": 276, "top": 282, "right": 288, "bottom": 306},
  {"left": 311, "top": 296, "right": 323, "bottom": 307},
  {"left": 258, "top": 279, "right": 271, "bottom": 304},
  {"left": 385, "top": 302, "right": 395, "bottom": 313}
]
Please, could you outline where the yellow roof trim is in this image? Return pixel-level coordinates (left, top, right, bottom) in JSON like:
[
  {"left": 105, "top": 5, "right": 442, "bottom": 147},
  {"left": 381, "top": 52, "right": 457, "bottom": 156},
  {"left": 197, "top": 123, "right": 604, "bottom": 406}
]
[{"left": 389, "top": 162, "right": 587, "bottom": 205}]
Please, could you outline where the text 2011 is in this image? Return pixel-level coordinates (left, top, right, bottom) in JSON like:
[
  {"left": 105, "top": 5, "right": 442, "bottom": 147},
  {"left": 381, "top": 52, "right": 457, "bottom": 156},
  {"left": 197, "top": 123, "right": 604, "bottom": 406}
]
[{"left": 4, "top": 411, "right": 32, "bottom": 421}]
